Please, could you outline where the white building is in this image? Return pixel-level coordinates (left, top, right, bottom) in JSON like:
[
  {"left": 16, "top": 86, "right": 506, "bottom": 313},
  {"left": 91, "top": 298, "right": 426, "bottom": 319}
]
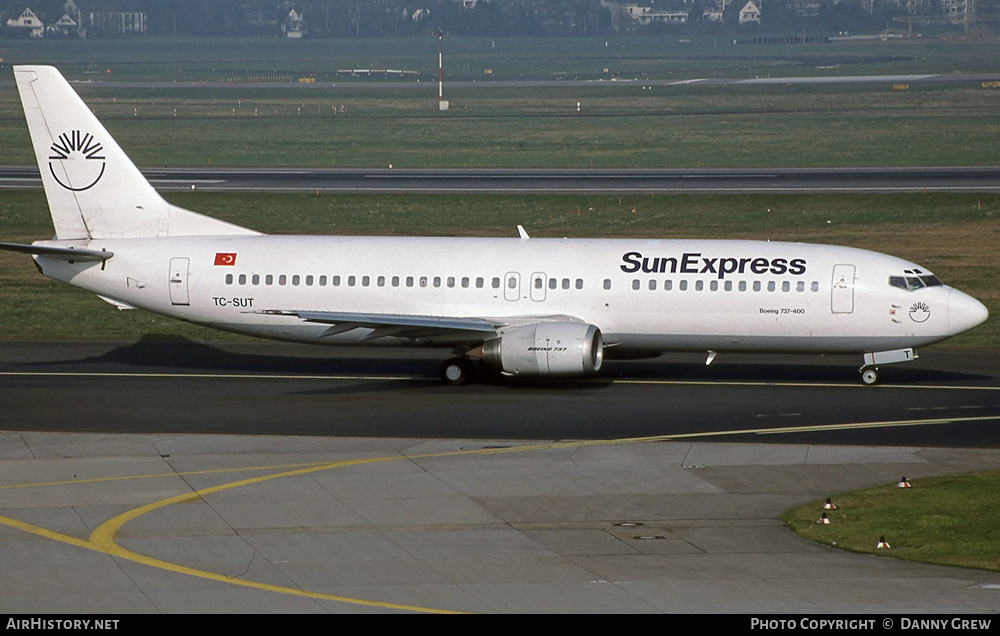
[
  {"left": 6, "top": 7, "right": 45, "bottom": 37},
  {"left": 739, "top": 0, "right": 761, "bottom": 23}
]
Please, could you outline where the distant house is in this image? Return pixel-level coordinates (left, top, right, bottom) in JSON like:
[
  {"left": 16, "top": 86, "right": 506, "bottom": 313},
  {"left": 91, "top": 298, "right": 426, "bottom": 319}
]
[
  {"left": 739, "top": 0, "right": 761, "bottom": 23},
  {"left": 53, "top": 12, "right": 78, "bottom": 35},
  {"left": 282, "top": 9, "right": 304, "bottom": 38},
  {"left": 6, "top": 7, "right": 45, "bottom": 37}
]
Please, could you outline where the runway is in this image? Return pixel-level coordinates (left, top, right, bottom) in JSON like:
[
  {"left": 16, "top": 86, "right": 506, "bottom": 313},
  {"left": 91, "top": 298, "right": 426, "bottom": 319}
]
[
  {"left": 2, "top": 166, "right": 1000, "bottom": 194},
  {"left": 1, "top": 342, "right": 999, "bottom": 443},
  {"left": 1, "top": 341, "right": 999, "bottom": 613}
]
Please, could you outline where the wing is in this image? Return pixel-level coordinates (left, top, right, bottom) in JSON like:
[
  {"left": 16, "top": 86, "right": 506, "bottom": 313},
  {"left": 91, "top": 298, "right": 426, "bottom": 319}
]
[{"left": 255, "top": 309, "right": 502, "bottom": 343}]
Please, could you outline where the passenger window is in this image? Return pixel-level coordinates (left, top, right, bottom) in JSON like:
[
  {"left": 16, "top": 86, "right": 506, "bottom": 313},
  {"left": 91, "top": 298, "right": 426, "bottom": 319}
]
[
  {"left": 739, "top": 281, "right": 747, "bottom": 292},
  {"left": 252, "top": 274, "right": 260, "bottom": 285},
  {"left": 279, "top": 275, "right": 287, "bottom": 286},
  {"left": 476, "top": 277, "right": 484, "bottom": 288},
  {"left": 575, "top": 279, "right": 583, "bottom": 290},
  {"left": 265, "top": 274, "right": 273, "bottom": 285},
  {"left": 332, "top": 275, "right": 341, "bottom": 286},
  {"left": 632, "top": 279, "right": 640, "bottom": 290},
  {"left": 420, "top": 276, "right": 428, "bottom": 288},
  {"left": 225, "top": 274, "right": 233, "bottom": 285},
  {"left": 796, "top": 281, "right": 805, "bottom": 292},
  {"left": 305, "top": 275, "right": 314, "bottom": 286},
  {"left": 549, "top": 278, "right": 557, "bottom": 290},
  {"left": 811, "top": 281, "right": 820, "bottom": 292},
  {"left": 492, "top": 277, "right": 501, "bottom": 289},
  {"left": 433, "top": 276, "right": 441, "bottom": 288},
  {"left": 377, "top": 276, "right": 385, "bottom": 287},
  {"left": 238, "top": 274, "right": 247, "bottom": 285},
  {"left": 603, "top": 279, "right": 612, "bottom": 290},
  {"left": 406, "top": 276, "right": 414, "bottom": 287},
  {"left": 462, "top": 277, "right": 470, "bottom": 288},
  {"left": 664, "top": 280, "right": 672, "bottom": 291},
  {"left": 319, "top": 275, "right": 327, "bottom": 286},
  {"left": 362, "top": 275, "right": 370, "bottom": 287},
  {"left": 562, "top": 278, "right": 570, "bottom": 290},
  {"left": 392, "top": 276, "right": 400, "bottom": 287},
  {"left": 648, "top": 279, "right": 656, "bottom": 291},
  {"left": 767, "top": 281, "right": 775, "bottom": 292},
  {"left": 447, "top": 276, "right": 455, "bottom": 288},
  {"left": 695, "top": 280, "right": 704, "bottom": 291},
  {"left": 724, "top": 280, "right": 732, "bottom": 292},
  {"left": 679, "top": 280, "right": 688, "bottom": 291},
  {"left": 710, "top": 280, "right": 719, "bottom": 292},
  {"left": 753, "top": 281, "right": 761, "bottom": 292},
  {"left": 347, "top": 275, "right": 356, "bottom": 287}
]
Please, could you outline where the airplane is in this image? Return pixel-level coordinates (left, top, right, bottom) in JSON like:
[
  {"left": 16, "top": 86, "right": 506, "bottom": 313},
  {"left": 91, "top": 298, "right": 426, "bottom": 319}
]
[{"left": 0, "top": 65, "right": 989, "bottom": 386}]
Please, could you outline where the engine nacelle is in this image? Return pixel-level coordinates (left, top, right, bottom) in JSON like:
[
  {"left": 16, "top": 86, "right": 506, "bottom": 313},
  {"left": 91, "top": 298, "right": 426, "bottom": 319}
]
[{"left": 482, "top": 322, "right": 604, "bottom": 376}]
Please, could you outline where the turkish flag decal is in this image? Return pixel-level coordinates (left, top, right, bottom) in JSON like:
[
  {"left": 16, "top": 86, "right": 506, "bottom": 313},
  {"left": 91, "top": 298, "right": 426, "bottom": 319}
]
[{"left": 214, "top": 252, "right": 237, "bottom": 266}]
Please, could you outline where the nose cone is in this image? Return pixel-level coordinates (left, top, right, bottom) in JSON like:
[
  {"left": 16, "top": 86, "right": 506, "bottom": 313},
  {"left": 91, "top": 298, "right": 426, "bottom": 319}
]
[{"left": 950, "top": 288, "right": 989, "bottom": 336}]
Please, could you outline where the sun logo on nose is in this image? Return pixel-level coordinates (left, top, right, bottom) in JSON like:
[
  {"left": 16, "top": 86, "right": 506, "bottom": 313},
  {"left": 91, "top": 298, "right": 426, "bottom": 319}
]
[
  {"left": 909, "top": 301, "right": 931, "bottom": 323},
  {"left": 48, "top": 130, "right": 106, "bottom": 191}
]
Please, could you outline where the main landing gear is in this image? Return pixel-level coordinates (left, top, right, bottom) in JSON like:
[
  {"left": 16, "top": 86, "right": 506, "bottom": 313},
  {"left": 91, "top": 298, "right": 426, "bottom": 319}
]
[{"left": 440, "top": 357, "right": 473, "bottom": 386}]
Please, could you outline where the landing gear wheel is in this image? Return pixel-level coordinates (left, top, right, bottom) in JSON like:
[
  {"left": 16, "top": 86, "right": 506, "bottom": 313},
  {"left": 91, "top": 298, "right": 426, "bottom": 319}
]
[
  {"left": 860, "top": 366, "right": 881, "bottom": 386},
  {"left": 441, "top": 358, "right": 471, "bottom": 386}
]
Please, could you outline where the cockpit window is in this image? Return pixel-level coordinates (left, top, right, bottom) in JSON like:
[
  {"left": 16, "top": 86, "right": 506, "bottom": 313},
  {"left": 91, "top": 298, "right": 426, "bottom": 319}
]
[{"left": 889, "top": 274, "right": 944, "bottom": 291}]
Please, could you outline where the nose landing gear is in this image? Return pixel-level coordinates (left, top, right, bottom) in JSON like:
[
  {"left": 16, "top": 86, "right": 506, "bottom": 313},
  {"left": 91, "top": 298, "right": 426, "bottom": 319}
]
[{"left": 860, "top": 365, "right": 881, "bottom": 386}]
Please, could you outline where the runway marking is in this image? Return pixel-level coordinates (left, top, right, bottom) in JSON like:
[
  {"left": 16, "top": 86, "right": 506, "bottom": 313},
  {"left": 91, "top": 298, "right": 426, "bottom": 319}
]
[{"left": 1, "top": 413, "right": 999, "bottom": 612}]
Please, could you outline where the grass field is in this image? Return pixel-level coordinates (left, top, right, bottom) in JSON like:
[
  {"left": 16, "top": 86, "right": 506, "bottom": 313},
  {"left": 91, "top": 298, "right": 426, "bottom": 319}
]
[
  {"left": 784, "top": 470, "right": 1000, "bottom": 572},
  {"left": 1, "top": 37, "right": 999, "bottom": 168},
  {"left": 0, "top": 83, "right": 997, "bottom": 169}
]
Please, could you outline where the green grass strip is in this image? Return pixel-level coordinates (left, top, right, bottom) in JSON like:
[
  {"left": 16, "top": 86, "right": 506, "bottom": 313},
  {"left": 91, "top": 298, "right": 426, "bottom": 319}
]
[{"left": 783, "top": 470, "right": 1000, "bottom": 572}]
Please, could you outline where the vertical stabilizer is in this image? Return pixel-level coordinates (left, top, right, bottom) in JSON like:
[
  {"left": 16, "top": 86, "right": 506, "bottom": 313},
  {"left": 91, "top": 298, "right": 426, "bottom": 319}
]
[{"left": 14, "top": 65, "right": 257, "bottom": 239}]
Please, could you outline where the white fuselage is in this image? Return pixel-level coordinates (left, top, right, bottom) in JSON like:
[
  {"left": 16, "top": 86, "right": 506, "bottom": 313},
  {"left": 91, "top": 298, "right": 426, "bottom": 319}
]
[{"left": 34, "top": 235, "right": 984, "bottom": 355}]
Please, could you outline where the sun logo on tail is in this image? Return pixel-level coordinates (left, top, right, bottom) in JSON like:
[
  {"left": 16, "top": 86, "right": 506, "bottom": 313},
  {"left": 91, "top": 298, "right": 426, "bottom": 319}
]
[{"left": 48, "top": 130, "right": 106, "bottom": 191}]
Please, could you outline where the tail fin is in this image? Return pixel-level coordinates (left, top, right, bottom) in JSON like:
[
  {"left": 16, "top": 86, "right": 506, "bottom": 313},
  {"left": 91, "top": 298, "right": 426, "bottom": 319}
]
[{"left": 14, "top": 65, "right": 258, "bottom": 239}]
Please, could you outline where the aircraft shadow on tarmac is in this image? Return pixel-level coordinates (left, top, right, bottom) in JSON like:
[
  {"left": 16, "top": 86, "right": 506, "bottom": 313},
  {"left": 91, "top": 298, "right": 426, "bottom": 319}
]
[{"left": 19, "top": 336, "right": 989, "bottom": 390}]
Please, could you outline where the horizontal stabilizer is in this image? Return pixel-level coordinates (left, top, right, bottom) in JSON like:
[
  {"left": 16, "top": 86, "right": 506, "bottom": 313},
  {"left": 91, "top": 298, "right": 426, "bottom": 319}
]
[{"left": 0, "top": 241, "right": 113, "bottom": 262}]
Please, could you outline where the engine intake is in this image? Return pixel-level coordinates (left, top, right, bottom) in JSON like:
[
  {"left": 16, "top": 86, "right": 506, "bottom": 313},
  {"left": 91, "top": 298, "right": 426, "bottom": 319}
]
[{"left": 482, "top": 322, "right": 603, "bottom": 376}]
